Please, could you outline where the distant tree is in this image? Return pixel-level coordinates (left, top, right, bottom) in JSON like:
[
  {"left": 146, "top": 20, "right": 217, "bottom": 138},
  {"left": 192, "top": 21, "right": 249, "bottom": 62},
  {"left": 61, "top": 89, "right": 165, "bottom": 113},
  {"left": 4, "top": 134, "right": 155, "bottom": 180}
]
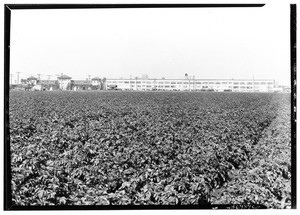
[
  {"left": 20, "top": 79, "right": 27, "bottom": 84},
  {"left": 91, "top": 85, "right": 99, "bottom": 90},
  {"left": 185, "top": 73, "right": 189, "bottom": 79},
  {"left": 25, "top": 85, "right": 31, "bottom": 91},
  {"left": 54, "top": 80, "right": 60, "bottom": 90}
]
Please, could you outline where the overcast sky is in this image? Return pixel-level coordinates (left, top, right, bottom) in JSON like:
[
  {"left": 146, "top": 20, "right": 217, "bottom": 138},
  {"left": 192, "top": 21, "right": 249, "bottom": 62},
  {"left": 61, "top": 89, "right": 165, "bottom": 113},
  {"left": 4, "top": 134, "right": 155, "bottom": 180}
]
[{"left": 10, "top": 4, "right": 290, "bottom": 85}]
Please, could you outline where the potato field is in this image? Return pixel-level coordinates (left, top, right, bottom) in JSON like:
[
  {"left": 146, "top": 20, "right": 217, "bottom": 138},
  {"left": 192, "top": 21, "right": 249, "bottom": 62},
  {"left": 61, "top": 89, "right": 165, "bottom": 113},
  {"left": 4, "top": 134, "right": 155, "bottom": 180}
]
[{"left": 9, "top": 91, "right": 291, "bottom": 208}]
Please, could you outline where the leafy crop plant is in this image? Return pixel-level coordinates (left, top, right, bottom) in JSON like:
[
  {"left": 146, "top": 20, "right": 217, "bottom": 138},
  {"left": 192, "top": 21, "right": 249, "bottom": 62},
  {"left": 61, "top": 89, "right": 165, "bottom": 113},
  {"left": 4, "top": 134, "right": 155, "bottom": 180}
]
[{"left": 9, "top": 91, "right": 291, "bottom": 208}]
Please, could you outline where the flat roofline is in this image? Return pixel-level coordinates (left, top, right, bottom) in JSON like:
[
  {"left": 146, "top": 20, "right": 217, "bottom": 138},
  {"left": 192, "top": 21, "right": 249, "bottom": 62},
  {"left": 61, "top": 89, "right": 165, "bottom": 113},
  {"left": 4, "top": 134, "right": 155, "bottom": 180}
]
[{"left": 106, "top": 78, "right": 275, "bottom": 81}]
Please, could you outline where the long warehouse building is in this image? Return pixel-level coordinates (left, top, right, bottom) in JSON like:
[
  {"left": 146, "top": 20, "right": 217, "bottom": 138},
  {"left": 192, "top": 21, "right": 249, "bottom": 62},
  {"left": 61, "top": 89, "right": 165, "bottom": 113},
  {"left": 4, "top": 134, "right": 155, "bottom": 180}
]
[{"left": 105, "top": 78, "right": 276, "bottom": 92}]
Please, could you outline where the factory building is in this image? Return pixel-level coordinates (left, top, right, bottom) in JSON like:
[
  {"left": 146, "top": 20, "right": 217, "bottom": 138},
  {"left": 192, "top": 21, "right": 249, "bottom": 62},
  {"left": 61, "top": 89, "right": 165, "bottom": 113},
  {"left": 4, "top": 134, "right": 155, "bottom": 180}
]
[
  {"left": 105, "top": 79, "right": 276, "bottom": 92},
  {"left": 13, "top": 74, "right": 279, "bottom": 93}
]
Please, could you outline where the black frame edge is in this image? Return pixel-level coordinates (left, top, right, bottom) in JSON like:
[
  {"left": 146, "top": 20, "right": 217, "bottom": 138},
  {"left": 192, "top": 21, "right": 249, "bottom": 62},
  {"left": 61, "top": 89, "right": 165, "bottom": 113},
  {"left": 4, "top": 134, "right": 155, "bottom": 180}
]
[
  {"left": 4, "top": 4, "right": 12, "bottom": 211},
  {"left": 290, "top": 4, "right": 297, "bottom": 209},
  {"left": 4, "top": 4, "right": 265, "bottom": 10},
  {"left": 1, "top": 204, "right": 267, "bottom": 210}
]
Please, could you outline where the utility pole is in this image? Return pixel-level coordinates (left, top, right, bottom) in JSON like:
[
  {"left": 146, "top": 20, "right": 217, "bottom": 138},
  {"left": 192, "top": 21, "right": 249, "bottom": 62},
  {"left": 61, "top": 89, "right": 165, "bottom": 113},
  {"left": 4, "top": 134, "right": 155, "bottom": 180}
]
[
  {"left": 37, "top": 73, "right": 41, "bottom": 80},
  {"left": 17, "top": 72, "right": 20, "bottom": 85}
]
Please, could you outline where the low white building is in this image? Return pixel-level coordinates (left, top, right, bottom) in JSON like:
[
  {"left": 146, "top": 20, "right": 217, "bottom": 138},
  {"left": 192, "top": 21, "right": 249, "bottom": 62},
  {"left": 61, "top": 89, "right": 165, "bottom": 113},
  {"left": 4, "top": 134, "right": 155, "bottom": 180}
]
[
  {"left": 31, "top": 84, "right": 43, "bottom": 91},
  {"left": 105, "top": 78, "right": 275, "bottom": 92}
]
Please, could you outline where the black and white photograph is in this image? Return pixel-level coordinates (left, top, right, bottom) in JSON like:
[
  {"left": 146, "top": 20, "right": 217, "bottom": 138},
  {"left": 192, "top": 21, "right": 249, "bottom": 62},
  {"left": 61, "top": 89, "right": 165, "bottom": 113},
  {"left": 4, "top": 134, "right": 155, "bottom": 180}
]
[{"left": 3, "top": 1, "right": 296, "bottom": 210}]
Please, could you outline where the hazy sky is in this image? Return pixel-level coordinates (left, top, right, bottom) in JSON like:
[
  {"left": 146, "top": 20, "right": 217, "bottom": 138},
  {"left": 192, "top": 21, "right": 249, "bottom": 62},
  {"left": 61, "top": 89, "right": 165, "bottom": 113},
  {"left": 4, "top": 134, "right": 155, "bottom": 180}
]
[{"left": 10, "top": 4, "right": 290, "bottom": 85}]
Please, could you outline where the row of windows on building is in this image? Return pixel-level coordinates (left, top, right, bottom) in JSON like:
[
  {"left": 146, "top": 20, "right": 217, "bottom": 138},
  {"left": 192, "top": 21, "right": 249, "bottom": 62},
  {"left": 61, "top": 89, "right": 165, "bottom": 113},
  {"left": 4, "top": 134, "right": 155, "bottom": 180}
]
[
  {"left": 106, "top": 80, "right": 274, "bottom": 85},
  {"left": 105, "top": 79, "right": 275, "bottom": 92},
  {"left": 108, "top": 85, "right": 272, "bottom": 89}
]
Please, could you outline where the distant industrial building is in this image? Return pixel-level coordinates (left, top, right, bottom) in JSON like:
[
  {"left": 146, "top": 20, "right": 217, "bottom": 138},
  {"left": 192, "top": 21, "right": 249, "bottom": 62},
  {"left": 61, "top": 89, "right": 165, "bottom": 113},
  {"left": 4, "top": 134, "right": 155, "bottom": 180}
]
[
  {"left": 105, "top": 78, "right": 277, "bottom": 92},
  {"left": 11, "top": 74, "right": 290, "bottom": 93}
]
